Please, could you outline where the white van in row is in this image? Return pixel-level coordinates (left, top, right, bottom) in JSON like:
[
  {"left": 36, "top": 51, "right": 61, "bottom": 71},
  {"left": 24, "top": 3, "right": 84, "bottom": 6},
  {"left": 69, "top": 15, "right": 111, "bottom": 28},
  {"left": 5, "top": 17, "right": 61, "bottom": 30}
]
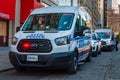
[
  {"left": 9, "top": 6, "right": 91, "bottom": 74},
  {"left": 95, "top": 29, "right": 116, "bottom": 51}
]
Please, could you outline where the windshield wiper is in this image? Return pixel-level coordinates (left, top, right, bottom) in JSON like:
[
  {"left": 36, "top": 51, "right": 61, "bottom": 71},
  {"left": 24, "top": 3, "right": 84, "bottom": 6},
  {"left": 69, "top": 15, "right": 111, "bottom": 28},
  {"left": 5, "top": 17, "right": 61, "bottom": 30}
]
[
  {"left": 23, "top": 31, "right": 35, "bottom": 33},
  {"left": 44, "top": 30, "right": 59, "bottom": 33}
]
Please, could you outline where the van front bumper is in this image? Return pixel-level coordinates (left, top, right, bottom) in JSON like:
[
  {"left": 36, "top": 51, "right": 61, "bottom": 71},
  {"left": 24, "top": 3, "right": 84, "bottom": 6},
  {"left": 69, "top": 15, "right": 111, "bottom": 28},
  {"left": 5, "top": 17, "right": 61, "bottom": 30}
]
[
  {"left": 101, "top": 44, "right": 115, "bottom": 51},
  {"left": 9, "top": 51, "right": 74, "bottom": 69}
]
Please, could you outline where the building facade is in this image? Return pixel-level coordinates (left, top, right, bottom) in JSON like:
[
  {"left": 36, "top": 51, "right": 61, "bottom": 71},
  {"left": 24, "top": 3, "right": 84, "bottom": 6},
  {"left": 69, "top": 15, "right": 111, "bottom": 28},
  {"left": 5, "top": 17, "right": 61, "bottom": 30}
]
[
  {"left": 104, "top": 0, "right": 120, "bottom": 28},
  {"left": 39, "top": 0, "right": 57, "bottom": 6},
  {"left": 0, "top": 0, "right": 16, "bottom": 46},
  {"left": 80, "top": 0, "right": 101, "bottom": 29},
  {"left": 92, "top": 0, "right": 101, "bottom": 29},
  {"left": 104, "top": 0, "right": 108, "bottom": 27},
  {"left": 107, "top": 7, "right": 120, "bottom": 35},
  {"left": 78, "top": 0, "right": 92, "bottom": 28},
  {"left": 106, "top": 0, "right": 120, "bottom": 35},
  {"left": 99, "top": 0, "right": 104, "bottom": 28},
  {"left": 54, "top": 0, "right": 77, "bottom": 6},
  {"left": 0, "top": 0, "right": 57, "bottom": 47},
  {"left": 112, "top": 0, "right": 119, "bottom": 13}
]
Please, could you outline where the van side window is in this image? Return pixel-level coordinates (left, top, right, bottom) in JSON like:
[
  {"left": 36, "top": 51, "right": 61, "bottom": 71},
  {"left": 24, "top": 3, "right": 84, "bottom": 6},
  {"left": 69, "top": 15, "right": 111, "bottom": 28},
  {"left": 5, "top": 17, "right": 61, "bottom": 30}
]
[
  {"left": 75, "top": 15, "right": 81, "bottom": 32},
  {"left": 74, "top": 15, "right": 82, "bottom": 37},
  {"left": 112, "top": 33, "right": 114, "bottom": 40}
]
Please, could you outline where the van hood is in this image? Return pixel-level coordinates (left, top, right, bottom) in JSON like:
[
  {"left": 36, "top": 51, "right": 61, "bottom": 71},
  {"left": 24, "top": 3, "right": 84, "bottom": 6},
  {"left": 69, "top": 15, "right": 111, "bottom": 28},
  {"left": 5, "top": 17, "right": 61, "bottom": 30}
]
[
  {"left": 14, "top": 31, "right": 71, "bottom": 41},
  {"left": 101, "top": 39, "right": 111, "bottom": 42},
  {"left": 91, "top": 40, "right": 98, "bottom": 43}
]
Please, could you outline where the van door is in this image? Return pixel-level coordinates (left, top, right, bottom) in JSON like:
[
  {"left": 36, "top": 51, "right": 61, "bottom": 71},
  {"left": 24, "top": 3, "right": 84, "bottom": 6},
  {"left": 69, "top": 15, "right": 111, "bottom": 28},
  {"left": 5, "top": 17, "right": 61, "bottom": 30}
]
[
  {"left": 74, "top": 15, "right": 83, "bottom": 56},
  {"left": 74, "top": 14, "right": 90, "bottom": 55},
  {"left": 82, "top": 37, "right": 91, "bottom": 54}
]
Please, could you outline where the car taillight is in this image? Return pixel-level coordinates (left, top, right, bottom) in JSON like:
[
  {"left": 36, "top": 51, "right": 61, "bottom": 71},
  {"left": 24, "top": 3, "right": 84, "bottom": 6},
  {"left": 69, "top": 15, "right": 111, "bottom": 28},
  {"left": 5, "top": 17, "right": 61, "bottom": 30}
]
[{"left": 22, "top": 42, "right": 31, "bottom": 49}]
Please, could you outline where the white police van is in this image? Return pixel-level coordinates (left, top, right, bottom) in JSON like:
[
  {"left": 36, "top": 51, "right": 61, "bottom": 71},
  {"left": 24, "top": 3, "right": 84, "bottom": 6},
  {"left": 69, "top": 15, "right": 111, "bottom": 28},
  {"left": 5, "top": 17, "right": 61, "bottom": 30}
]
[
  {"left": 90, "top": 33, "right": 101, "bottom": 56},
  {"left": 83, "top": 30, "right": 101, "bottom": 56},
  {"left": 95, "top": 29, "right": 116, "bottom": 51},
  {"left": 9, "top": 6, "right": 91, "bottom": 74}
]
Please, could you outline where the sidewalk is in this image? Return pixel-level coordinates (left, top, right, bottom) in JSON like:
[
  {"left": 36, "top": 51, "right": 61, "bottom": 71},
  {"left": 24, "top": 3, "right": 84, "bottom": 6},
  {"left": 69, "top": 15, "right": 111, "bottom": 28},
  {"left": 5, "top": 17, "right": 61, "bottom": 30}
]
[{"left": 0, "top": 47, "right": 14, "bottom": 72}]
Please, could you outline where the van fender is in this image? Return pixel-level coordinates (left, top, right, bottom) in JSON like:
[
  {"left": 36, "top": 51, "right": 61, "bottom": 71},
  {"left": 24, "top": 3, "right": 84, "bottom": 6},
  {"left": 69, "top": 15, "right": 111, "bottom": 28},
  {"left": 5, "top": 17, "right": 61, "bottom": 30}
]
[{"left": 69, "top": 39, "right": 78, "bottom": 51}]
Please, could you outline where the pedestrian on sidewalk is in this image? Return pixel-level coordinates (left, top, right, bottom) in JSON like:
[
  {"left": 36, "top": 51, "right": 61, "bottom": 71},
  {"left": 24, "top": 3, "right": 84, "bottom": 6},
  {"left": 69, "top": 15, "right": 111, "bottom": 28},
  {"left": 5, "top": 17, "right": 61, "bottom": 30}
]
[{"left": 115, "top": 35, "right": 119, "bottom": 51}]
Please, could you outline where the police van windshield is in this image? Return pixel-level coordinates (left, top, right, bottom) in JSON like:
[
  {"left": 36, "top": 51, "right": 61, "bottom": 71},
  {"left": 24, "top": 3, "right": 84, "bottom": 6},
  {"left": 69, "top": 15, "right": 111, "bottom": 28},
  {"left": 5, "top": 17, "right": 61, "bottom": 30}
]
[
  {"left": 22, "top": 13, "right": 74, "bottom": 31},
  {"left": 96, "top": 32, "right": 110, "bottom": 39}
]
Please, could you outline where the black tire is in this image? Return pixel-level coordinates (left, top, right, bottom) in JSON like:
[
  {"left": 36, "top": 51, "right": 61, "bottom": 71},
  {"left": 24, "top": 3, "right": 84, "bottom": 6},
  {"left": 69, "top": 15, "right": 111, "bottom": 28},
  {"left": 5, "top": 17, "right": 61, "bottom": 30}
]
[
  {"left": 67, "top": 55, "right": 78, "bottom": 74},
  {"left": 85, "top": 52, "right": 91, "bottom": 62},
  {"left": 98, "top": 49, "right": 101, "bottom": 54},
  {"left": 91, "top": 52, "right": 98, "bottom": 57}
]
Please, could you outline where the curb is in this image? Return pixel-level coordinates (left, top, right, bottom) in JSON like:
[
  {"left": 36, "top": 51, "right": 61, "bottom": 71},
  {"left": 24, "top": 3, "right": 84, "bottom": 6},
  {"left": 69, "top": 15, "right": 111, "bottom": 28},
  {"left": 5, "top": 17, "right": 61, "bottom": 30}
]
[{"left": 0, "top": 67, "right": 14, "bottom": 73}]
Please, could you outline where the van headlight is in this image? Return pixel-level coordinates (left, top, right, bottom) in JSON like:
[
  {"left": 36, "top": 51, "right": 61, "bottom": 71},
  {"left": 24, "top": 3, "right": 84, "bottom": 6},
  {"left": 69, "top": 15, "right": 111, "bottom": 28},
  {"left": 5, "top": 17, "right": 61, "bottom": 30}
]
[
  {"left": 91, "top": 42, "right": 96, "bottom": 46},
  {"left": 107, "top": 40, "right": 111, "bottom": 45},
  {"left": 55, "top": 36, "right": 70, "bottom": 46},
  {"left": 91, "top": 42, "right": 95, "bottom": 46},
  {"left": 12, "top": 37, "right": 18, "bottom": 45}
]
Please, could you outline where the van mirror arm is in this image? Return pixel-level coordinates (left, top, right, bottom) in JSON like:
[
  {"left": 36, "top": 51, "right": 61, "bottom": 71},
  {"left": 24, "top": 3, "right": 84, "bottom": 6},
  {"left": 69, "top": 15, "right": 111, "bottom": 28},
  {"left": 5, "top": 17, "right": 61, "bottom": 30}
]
[
  {"left": 16, "top": 26, "right": 21, "bottom": 32},
  {"left": 76, "top": 31, "right": 84, "bottom": 36}
]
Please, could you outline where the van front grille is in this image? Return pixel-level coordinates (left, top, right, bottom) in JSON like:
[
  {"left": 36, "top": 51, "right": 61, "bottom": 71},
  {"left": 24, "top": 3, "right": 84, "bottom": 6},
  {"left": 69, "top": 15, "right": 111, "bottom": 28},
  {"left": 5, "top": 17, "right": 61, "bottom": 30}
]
[
  {"left": 17, "top": 39, "right": 52, "bottom": 53},
  {"left": 101, "top": 41, "right": 106, "bottom": 45}
]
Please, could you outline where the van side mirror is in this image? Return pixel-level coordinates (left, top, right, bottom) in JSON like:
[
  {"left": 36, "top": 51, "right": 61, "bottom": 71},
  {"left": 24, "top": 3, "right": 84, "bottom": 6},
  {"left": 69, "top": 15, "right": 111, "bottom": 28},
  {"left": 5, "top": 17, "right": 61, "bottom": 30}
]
[
  {"left": 76, "top": 31, "right": 84, "bottom": 36},
  {"left": 74, "top": 25, "right": 85, "bottom": 37},
  {"left": 97, "top": 36, "right": 101, "bottom": 40},
  {"left": 16, "top": 27, "right": 21, "bottom": 32},
  {"left": 98, "top": 38, "right": 101, "bottom": 40}
]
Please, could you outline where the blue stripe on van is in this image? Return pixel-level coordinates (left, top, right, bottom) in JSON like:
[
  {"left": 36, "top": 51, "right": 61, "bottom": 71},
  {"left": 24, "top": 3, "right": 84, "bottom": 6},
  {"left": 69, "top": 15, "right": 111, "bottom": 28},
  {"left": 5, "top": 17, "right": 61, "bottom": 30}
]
[{"left": 71, "top": 36, "right": 90, "bottom": 41}]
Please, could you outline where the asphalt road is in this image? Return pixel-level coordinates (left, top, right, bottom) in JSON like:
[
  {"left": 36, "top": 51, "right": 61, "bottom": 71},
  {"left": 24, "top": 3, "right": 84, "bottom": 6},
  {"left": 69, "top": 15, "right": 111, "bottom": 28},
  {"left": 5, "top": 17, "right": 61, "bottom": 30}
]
[{"left": 0, "top": 50, "right": 120, "bottom": 80}]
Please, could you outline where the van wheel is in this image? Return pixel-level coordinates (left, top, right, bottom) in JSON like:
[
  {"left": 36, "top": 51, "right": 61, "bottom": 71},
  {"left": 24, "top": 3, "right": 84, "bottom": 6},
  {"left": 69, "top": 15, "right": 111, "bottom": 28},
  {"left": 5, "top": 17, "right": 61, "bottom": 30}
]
[
  {"left": 67, "top": 56, "right": 78, "bottom": 74},
  {"left": 85, "top": 52, "right": 91, "bottom": 62},
  {"left": 91, "top": 52, "right": 97, "bottom": 57},
  {"left": 98, "top": 49, "right": 101, "bottom": 54}
]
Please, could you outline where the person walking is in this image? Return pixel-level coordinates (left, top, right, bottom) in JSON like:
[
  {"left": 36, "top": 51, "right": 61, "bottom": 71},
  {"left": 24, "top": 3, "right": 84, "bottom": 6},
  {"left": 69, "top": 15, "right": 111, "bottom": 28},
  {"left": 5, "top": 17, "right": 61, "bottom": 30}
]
[{"left": 115, "top": 36, "right": 119, "bottom": 51}]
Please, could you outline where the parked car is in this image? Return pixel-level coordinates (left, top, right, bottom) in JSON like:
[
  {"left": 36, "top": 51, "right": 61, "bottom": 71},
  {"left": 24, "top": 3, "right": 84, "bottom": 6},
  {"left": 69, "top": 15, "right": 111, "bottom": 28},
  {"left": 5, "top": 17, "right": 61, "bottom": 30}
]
[
  {"left": 95, "top": 29, "right": 116, "bottom": 51},
  {"left": 90, "top": 33, "right": 101, "bottom": 57}
]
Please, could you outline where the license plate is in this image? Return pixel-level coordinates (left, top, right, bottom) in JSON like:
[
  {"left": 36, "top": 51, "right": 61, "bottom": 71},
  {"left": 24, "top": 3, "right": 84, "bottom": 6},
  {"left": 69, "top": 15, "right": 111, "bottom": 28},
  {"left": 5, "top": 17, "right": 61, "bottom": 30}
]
[{"left": 27, "top": 55, "right": 38, "bottom": 61}]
